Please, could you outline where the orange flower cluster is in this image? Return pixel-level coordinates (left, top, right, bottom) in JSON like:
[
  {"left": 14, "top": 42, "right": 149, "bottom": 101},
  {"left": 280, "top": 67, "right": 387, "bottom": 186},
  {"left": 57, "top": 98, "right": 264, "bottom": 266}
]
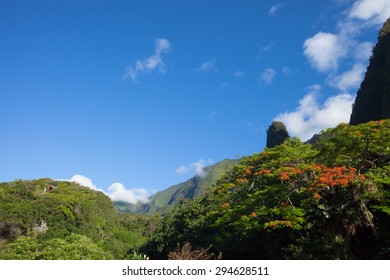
[
  {"left": 254, "top": 169, "right": 271, "bottom": 176},
  {"left": 244, "top": 169, "right": 252, "bottom": 175},
  {"left": 312, "top": 193, "right": 322, "bottom": 200},
  {"left": 316, "top": 166, "right": 359, "bottom": 187},
  {"left": 278, "top": 167, "right": 303, "bottom": 181},
  {"left": 221, "top": 202, "right": 230, "bottom": 209},
  {"left": 279, "top": 172, "right": 290, "bottom": 181}
]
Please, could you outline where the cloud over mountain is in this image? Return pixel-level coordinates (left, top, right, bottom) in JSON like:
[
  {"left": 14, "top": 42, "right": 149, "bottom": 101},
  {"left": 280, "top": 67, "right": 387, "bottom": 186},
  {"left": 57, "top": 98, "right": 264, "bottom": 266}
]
[
  {"left": 176, "top": 159, "right": 214, "bottom": 177},
  {"left": 61, "top": 174, "right": 150, "bottom": 204},
  {"left": 274, "top": 86, "right": 355, "bottom": 141}
]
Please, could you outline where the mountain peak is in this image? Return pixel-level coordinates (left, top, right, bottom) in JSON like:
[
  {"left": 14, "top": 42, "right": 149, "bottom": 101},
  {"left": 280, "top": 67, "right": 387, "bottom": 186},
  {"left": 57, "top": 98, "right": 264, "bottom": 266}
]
[{"left": 350, "top": 17, "right": 390, "bottom": 125}]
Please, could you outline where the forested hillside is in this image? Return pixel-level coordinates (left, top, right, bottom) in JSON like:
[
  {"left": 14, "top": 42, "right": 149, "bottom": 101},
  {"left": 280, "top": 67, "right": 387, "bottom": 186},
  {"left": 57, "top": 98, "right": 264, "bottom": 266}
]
[
  {"left": 142, "top": 120, "right": 390, "bottom": 259},
  {"left": 0, "top": 179, "right": 157, "bottom": 259}
]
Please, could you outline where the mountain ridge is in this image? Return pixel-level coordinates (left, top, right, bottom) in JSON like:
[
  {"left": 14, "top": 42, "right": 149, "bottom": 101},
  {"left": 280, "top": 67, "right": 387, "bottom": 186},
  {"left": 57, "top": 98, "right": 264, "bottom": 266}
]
[
  {"left": 350, "top": 17, "right": 390, "bottom": 124},
  {"left": 114, "top": 158, "right": 239, "bottom": 214}
]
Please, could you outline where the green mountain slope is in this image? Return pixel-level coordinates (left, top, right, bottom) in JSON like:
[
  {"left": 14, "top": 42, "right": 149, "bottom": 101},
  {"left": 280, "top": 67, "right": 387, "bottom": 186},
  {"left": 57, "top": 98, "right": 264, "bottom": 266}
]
[
  {"left": 115, "top": 159, "right": 239, "bottom": 214},
  {"left": 0, "top": 178, "right": 154, "bottom": 259},
  {"left": 350, "top": 17, "right": 390, "bottom": 124}
]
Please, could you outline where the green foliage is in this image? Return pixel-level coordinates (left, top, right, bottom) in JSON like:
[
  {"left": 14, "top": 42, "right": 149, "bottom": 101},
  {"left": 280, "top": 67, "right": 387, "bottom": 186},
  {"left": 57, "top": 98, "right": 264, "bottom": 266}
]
[
  {"left": 143, "top": 120, "right": 390, "bottom": 259},
  {"left": 2, "top": 234, "right": 113, "bottom": 260},
  {"left": 0, "top": 179, "right": 156, "bottom": 259},
  {"left": 1, "top": 120, "right": 389, "bottom": 260}
]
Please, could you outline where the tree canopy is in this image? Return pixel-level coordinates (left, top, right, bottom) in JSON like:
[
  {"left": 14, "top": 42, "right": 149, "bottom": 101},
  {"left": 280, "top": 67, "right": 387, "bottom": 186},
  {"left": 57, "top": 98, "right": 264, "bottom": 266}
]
[{"left": 142, "top": 120, "right": 390, "bottom": 259}]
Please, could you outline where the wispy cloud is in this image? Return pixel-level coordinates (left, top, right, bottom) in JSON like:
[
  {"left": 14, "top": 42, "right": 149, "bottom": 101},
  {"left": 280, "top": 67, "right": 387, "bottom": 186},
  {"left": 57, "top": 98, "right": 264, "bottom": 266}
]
[
  {"left": 194, "top": 59, "right": 217, "bottom": 72},
  {"left": 282, "top": 66, "right": 292, "bottom": 76},
  {"left": 176, "top": 159, "right": 214, "bottom": 177},
  {"left": 330, "top": 63, "right": 366, "bottom": 91},
  {"left": 261, "top": 68, "right": 277, "bottom": 84},
  {"left": 268, "top": 4, "right": 283, "bottom": 16},
  {"left": 274, "top": 85, "right": 355, "bottom": 141},
  {"left": 349, "top": 0, "right": 390, "bottom": 24},
  {"left": 123, "top": 38, "right": 171, "bottom": 83},
  {"left": 303, "top": 0, "right": 390, "bottom": 92},
  {"left": 256, "top": 43, "right": 273, "bottom": 60}
]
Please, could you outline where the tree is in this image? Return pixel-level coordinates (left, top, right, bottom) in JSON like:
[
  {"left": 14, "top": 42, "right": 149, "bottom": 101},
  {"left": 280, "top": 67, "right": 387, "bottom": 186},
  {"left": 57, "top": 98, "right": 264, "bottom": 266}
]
[{"left": 143, "top": 121, "right": 390, "bottom": 259}]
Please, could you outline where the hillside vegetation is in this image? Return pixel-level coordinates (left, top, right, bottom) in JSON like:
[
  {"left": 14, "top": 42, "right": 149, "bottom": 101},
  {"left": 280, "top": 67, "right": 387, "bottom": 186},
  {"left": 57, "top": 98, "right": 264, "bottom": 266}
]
[
  {"left": 142, "top": 120, "right": 390, "bottom": 259},
  {"left": 0, "top": 179, "right": 157, "bottom": 259}
]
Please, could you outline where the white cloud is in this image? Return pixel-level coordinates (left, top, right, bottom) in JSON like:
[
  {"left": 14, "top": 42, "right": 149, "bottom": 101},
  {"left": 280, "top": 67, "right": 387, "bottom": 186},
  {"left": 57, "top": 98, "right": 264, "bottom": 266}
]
[
  {"left": 107, "top": 183, "right": 149, "bottom": 204},
  {"left": 59, "top": 174, "right": 150, "bottom": 204},
  {"left": 303, "top": 32, "right": 346, "bottom": 72},
  {"left": 195, "top": 59, "right": 217, "bottom": 72},
  {"left": 354, "top": 41, "right": 373, "bottom": 61},
  {"left": 269, "top": 4, "right": 282, "bottom": 15},
  {"left": 349, "top": 0, "right": 390, "bottom": 24},
  {"left": 303, "top": 0, "right": 389, "bottom": 83},
  {"left": 123, "top": 38, "right": 171, "bottom": 83},
  {"left": 68, "top": 175, "right": 100, "bottom": 191},
  {"left": 155, "top": 38, "right": 171, "bottom": 54},
  {"left": 274, "top": 87, "right": 355, "bottom": 141},
  {"left": 176, "top": 159, "right": 214, "bottom": 177},
  {"left": 175, "top": 165, "right": 189, "bottom": 174},
  {"left": 261, "top": 68, "right": 277, "bottom": 84},
  {"left": 57, "top": 174, "right": 107, "bottom": 194},
  {"left": 331, "top": 63, "right": 366, "bottom": 91}
]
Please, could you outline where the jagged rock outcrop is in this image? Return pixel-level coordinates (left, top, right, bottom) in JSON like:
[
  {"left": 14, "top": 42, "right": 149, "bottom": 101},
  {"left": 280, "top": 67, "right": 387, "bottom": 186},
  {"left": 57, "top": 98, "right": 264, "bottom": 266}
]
[
  {"left": 266, "top": 121, "right": 290, "bottom": 148},
  {"left": 350, "top": 17, "right": 390, "bottom": 125}
]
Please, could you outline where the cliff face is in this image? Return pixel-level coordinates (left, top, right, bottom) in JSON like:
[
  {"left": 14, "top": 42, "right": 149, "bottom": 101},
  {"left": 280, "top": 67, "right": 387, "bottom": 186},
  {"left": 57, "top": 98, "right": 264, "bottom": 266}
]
[
  {"left": 266, "top": 121, "right": 289, "bottom": 148},
  {"left": 350, "top": 18, "right": 390, "bottom": 125}
]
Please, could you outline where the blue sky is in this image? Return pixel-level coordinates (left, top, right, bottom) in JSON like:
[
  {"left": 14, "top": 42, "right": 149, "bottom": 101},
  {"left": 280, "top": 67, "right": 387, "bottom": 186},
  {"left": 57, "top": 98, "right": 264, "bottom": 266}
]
[{"left": 1, "top": 0, "right": 389, "bottom": 203}]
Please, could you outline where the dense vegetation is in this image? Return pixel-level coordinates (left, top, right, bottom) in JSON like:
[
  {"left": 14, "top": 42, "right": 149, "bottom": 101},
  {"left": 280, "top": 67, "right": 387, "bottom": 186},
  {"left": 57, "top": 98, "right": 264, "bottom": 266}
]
[
  {"left": 0, "top": 179, "right": 158, "bottom": 259},
  {"left": 1, "top": 120, "right": 389, "bottom": 259},
  {"left": 142, "top": 120, "right": 390, "bottom": 259},
  {"left": 350, "top": 18, "right": 390, "bottom": 124}
]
